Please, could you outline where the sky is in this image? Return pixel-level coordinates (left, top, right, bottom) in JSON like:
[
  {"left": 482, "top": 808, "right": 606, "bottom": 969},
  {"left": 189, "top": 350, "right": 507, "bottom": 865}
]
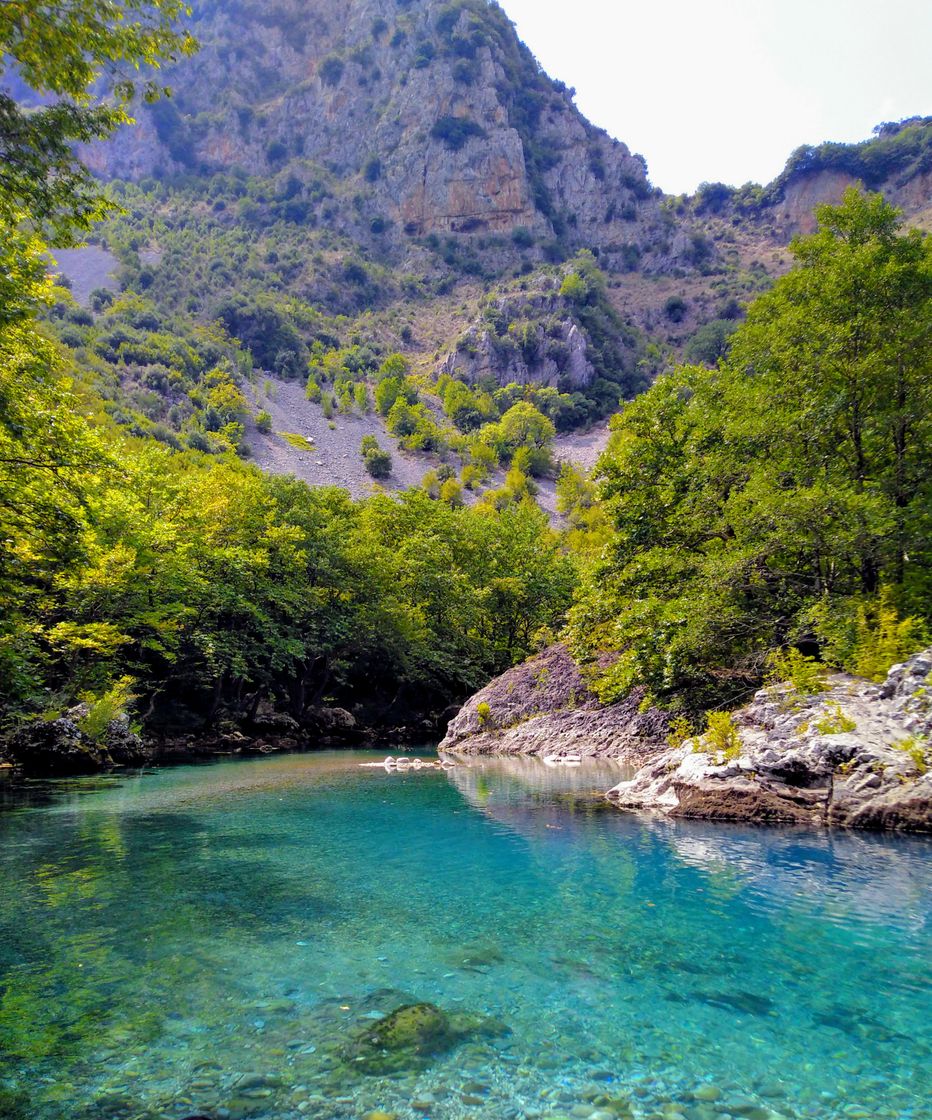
[{"left": 499, "top": 0, "right": 932, "bottom": 195}]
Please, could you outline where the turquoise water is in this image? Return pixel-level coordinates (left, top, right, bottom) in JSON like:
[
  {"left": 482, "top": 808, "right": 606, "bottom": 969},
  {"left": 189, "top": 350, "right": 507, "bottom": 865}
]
[{"left": 0, "top": 751, "right": 929, "bottom": 1120}]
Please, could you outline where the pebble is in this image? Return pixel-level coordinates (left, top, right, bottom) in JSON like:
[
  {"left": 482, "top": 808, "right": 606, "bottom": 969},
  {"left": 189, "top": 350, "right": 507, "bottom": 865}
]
[{"left": 362, "top": 1112, "right": 397, "bottom": 1120}]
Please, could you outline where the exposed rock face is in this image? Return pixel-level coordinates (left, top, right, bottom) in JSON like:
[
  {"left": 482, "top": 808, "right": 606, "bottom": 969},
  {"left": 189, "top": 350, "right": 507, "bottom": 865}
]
[
  {"left": 439, "top": 644, "right": 669, "bottom": 760},
  {"left": 608, "top": 650, "right": 932, "bottom": 833},
  {"left": 79, "top": 0, "right": 687, "bottom": 270},
  {"left": 441, "top": 282, "right": 596, "bottom": 389}
]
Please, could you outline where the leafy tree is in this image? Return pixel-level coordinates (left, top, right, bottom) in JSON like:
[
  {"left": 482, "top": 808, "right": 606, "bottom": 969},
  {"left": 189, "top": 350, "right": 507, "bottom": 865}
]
[
  {"left": 0, "top": 0, "right": 196, "bottom": 241},
  {"left": 568, "top": 191, "right": 932, "bottom": 709}
]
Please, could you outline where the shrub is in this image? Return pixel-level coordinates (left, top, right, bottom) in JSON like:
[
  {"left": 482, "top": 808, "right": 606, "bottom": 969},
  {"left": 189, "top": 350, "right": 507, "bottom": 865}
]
[
  {"left": 664, "top": 295, "right": 688, "bottom": 323},
  {"left": 666, "top": 715, "right": 694, "bottom": 749},
  {"left": 476, "top": 701, "right": 492, "bottom": 727},
  {"left": 440, "top": 478, "right": 464, "bottom": 506},
  {"left": 891, "top": 735, "right": 930, "bottom": 775},
  {"left": 363, "top": 446, "right": 392, "bottom": 479},
  {"left": 813, "top": 703, "right": 857, "bottom": 735},
  {"left": 255, "top": 409, "right": 272, "bottom": 433},
  {"left": 768, "top": 648, "right": 828, "bottom": 696},
  {"left": 811, "top": 590, "right": 927, "bottom": 682},
  {"left": 699, "top": 711, "right": 742, "bottom": 760},
  {"left": 430, "top": 116, "right": 486, "bottom": 151},
  {"left": 319, "top": 56, "right": 345, "bottom": 86},
  {"left": 77, "top": 677, "right": 137, "bottom": 744}
]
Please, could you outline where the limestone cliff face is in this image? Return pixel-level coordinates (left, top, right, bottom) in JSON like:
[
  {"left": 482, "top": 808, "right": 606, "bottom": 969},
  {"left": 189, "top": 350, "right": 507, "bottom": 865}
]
[{"left": 84, "top": 0, "right": 682, "bottom": 269}]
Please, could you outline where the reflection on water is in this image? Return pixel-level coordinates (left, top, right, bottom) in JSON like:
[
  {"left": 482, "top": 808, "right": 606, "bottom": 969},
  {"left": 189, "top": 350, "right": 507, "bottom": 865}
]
[{"left": 0, "top": 751, "right": 929, "bottom": 1120}]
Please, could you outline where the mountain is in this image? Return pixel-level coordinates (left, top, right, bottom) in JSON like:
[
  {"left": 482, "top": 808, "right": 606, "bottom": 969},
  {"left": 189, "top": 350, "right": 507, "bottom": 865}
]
[
  {"left": 83, "top": 0, "right": 686, "bottom": 275},
  {"left": 42, "top": 0, "right": 932, "bottom": 498}
]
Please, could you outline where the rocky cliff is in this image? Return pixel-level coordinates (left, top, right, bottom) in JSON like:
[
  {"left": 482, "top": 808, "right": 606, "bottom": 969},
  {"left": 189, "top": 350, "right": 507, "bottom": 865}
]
[
  {"left": 85, "top": 0, "right": 687, "bottom": 272},
  {"left": 441, "top": 646, "right": 932, "bottom": 833},
  {"left": 439, "top": 644, "right": 670, "bottom": 760}
]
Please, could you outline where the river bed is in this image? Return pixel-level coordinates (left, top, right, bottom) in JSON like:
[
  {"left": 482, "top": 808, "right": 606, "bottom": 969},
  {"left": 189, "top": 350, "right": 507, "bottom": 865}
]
[{"left": 0, "top": 751, "right": 929, "bottom": 1120}]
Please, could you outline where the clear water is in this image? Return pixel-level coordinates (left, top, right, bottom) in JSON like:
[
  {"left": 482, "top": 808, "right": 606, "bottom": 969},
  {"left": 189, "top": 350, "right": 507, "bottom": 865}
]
[{"left": 0, "top": 751, "right": 930, "bottom": 1120}]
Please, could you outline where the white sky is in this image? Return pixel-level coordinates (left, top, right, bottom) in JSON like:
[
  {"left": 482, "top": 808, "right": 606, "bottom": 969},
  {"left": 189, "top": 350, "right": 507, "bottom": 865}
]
[{"left": 500, "top": 0, "right": 932, "bottom": 194}]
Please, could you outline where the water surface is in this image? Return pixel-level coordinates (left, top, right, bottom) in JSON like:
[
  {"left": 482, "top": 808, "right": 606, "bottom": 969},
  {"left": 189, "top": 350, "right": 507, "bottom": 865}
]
[{"left": 0, "top": 751, "right": 929, "bottom": 1120}]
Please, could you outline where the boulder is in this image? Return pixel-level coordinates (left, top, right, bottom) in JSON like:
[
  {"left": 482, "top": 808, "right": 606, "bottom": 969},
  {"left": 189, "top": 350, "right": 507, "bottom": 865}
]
[
  {"left": 440, "top": 644, "right": 669, "bottom": 761},
  {"left": 3, "top": 712, "right": 146, "bottom": 776}
]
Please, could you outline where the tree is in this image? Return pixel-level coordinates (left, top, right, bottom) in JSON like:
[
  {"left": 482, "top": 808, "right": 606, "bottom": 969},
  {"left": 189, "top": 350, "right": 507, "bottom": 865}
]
[
  {"left": 568, "top": 191, "right": 932, "bottom": 709},
  {"left": 0, "top": 0, "right": 196, "bottom": 241}
]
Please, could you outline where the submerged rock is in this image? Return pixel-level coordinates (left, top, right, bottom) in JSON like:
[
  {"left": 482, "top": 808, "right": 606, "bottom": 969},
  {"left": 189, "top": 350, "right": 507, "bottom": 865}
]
[
  {"left": 607, "top": 649, "right": 932, "bottom": 832},
  {"left": 343, "top": 1002, "right": 508, "bottom": 1075}
]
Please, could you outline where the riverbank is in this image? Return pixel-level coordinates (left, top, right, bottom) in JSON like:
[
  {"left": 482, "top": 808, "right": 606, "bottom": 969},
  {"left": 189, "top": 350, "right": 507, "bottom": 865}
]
[
  {"left": 0, "top": 702, "right": 440, "bottom": 780},
  {"left": 443, "top": 646, "right": 932, "bottom": 833}
]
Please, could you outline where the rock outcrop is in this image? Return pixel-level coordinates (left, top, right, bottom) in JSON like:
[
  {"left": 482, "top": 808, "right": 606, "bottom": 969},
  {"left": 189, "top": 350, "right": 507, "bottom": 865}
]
[
  {"left": 439, "top": 644, "right": 669, "bottom": 760},
  {"left": 608, "top": 650, "right": 932, "bottom": 833},
  {"left": 440, "top": 282, "right": 597, "bottom": 389},
  {"left": 3, "top": 708, "right": 147, "bottom": 777}
]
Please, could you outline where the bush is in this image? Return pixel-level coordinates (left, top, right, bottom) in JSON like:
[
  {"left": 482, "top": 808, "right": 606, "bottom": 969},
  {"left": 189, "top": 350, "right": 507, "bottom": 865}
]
[
  {"left": 319, "top": 56, "right": 345, "bottom": 86},
  {"left": 255, "top": 409, "right": 272, "bottom": 433},
  {"left": 362, "top": 435, "right": 392, "bottom": 478},
  {"left": 77, "top": 677, "right": 137, "bottom": 744},
  {"left": 810, "top": 590, "right": 927, "bottom": 682},
  {"left": 699, "top": 711, "right": 741, "bottom": 760},
  {"left": 768, "top": 648, "right": 828, "bottom": 697},
  {"left": 813, "top": 703, "right": 857, "bottom": 735},
  {"left": 664, "top": 295, "right": 688, "bottom": 323},
  {"left": 430, "top": 116, "right": 486, "bottom": 151}
]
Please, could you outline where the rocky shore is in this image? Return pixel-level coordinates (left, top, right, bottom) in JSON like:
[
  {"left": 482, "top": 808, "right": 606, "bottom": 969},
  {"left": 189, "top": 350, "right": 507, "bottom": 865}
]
[
  {"left": 443, "top": 646, "right": 932, "bottom": 833},
  {"left": 0, "top": 701, "right": 431, "bottom": 779},
  {"left": 608, "top": 651, "right": 932, "bottom": 833},
  {"left": 439, "top": 645, "right": 669, "bottom": 761}
]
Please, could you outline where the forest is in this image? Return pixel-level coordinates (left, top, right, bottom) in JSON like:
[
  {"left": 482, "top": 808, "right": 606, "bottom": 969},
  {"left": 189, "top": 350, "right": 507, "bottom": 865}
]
[{"left": 1, "top": 2, "right": 930, "bottom": 757}]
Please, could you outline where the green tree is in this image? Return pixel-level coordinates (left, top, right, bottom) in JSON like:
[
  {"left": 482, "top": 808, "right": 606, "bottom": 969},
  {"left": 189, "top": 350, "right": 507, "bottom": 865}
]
[
  {"left": 568, "top": 191, "right": 932, "bottom": 709},
  {"left": 0, "top": 0, "right": 196, "bottom": 241}
]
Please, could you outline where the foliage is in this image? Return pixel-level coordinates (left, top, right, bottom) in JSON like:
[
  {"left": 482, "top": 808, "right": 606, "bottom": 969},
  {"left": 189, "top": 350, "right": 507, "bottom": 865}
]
[
  {"left": 767, "top": 649, "right": 828, "bottom": 697},
  {"left": 891, "top": 734, "right": 929, "bottom": 775},
  {"left": 683, "top": 319, "right": 737, "bottom": 366},
  {"left": 567, "top": 192, "right": 932, "bottom": 709},
  {"left": 768, "top": 118, "right": 932, "bottom": 204},
  {"left": 280, "top": 432, "right": 314, "bottom": 451},
  {"left": 77, "top": 677, "right": 137, "bottom": 743},
  {"left": 808, "top": 589, "right": 928, "bottom": 682},
  {"left": 665, "top": 714, "right": 694, "bottom": 749},
  {"left": 361, "top": 436, "right": 392, "bottom": 479},
  {"left": 813, "top": 703, "right": 857, "bottom": 735},
  {"left": 0, "top": 0, "right": 196, "bottom": 241},
  {"left": 698, "top": 711, "right": 742, "bottom": 760},
  {"left": 430, "top": 116, "right": 486, "bottom": 151}
]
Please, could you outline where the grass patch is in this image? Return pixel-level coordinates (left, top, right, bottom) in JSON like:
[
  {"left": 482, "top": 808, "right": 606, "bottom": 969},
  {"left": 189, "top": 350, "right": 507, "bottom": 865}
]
[
  {"left": 891, "top": 735, "right": 930, "bottom": 775},
  {"left": 279, "top": 431, "right": 315, "bottom": 451}
]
